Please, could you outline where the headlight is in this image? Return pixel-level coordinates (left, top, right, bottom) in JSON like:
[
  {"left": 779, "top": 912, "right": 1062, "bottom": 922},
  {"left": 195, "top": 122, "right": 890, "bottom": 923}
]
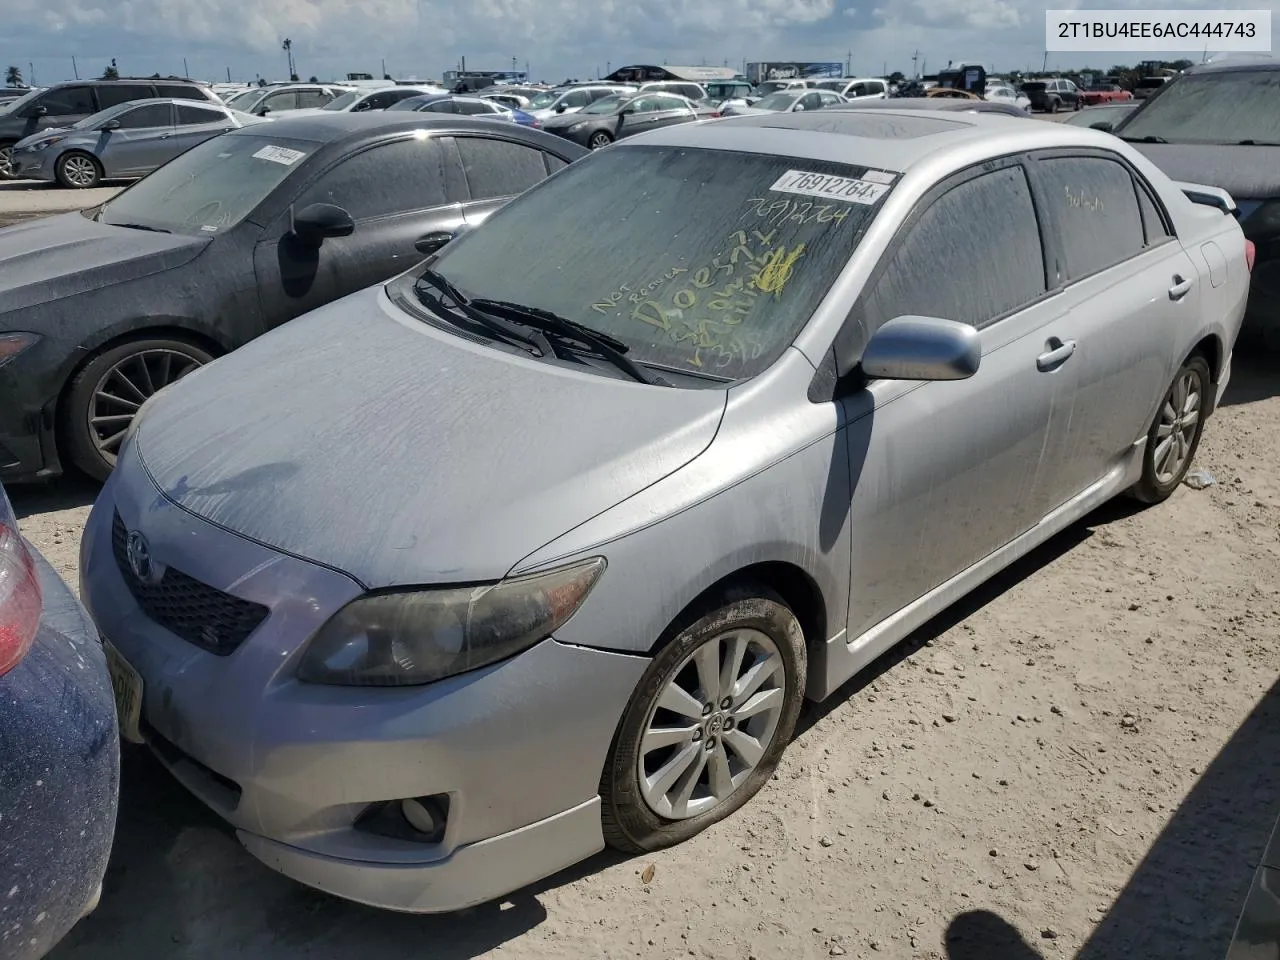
[
  {"left": 32, "top": 136, "right": 65, "bottom": 151},
  {"left": 297, "top": 557, "right": 606, "bottom": 686},
  {"left": 568, "top": 122, "right": 586, "bottom": 132},
  {"left": 0, "top": 332, "right": 40, "bottom": 368}
]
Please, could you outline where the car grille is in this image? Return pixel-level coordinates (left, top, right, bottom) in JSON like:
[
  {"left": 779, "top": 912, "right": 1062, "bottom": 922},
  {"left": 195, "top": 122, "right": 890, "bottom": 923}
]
[{"left": 111, "top": 511, "right": 269, "bottom": 656}]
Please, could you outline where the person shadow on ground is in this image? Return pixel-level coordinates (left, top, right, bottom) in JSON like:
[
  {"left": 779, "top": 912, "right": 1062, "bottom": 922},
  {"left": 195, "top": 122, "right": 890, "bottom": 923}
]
[{"left": 945, "top": 910, "right": 1047, "bottom": 960}]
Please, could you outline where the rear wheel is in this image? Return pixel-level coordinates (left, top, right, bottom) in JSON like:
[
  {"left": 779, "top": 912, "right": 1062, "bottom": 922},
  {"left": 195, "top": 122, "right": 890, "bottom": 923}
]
[
  {"left": 55, "top": 151, "right": 102, "bottom": 189},
  {"left": 1049, "top": 98, "right": 1060, "bottom": 114},
  {"left": 62, "top": 337, "right": 214, "bottom": 481},
  {"left": 1128, "top": 355, "right": 1211, "bottom": 504},
  {"left": 588, "top": 131, "right": 613, "bottom": 150},
  {"left": 600, "top": 586, "right": 806, "bottom": 853}
]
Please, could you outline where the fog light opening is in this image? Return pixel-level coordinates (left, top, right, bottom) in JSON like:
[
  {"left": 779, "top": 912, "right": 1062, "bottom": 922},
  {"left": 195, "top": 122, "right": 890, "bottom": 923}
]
[
  {"left": 402, "top": 797, "right": 442, "bottom": 836},
  {"left": 354, "top": 794, "right": 450, "bottom": 844}
]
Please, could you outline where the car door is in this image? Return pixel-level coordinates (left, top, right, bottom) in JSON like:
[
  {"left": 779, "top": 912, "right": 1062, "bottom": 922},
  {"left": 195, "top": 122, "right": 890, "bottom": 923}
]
[
  {"left": 816, "top": 91, "right": 844, "bottom": 109},
  {"left": 99, "top": 102, "right": 176, "bottom": 176},
  {"left": 644, "top": 95, "right": 698, "bottom": 131},
  {"left": 835, "top": 160, "right": 1074, "bottom": 638},
  {"left": 253, "top": 134, "right": 468, "bottom": 326},
  {"left": 615, "top": 96, "right": 665, "bottom": 138},
  {"left": 171, "top": 103, "right": 235, "bottom": 156},
  {"left": 451, "top": 133, "right": 566, "bottom": 224},
  {"left": 18, "top": 85, "right": 97, "bottom": 140},
  {"left": 1022, "top": 150, "right": 1195, "bottom": 510},
  {"left": 793, "top": 92, "right": 823, "bottom": 112},
  {"left": 259, "top": 90, "right": 300, "bottom": 116}
]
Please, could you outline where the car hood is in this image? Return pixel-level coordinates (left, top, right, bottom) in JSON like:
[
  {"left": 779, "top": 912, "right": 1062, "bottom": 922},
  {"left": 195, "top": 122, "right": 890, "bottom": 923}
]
[
  {"left": 14, "top": 125, "right": 73, "bottom": 147},
  {"left": 0, "top": 212, "right": 209, "bottom": 315},
  {"left": 134, "top": 285, "right": 728, "bottom": 588},
  {"left": 1129, "top": 142, "right": 1280, "bottom": 200}
]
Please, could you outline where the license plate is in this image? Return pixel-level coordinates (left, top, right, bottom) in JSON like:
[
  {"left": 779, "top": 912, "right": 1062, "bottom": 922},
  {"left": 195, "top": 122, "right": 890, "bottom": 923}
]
[{"left": 103, "top": 641, "right": 144, "bottom": 744}]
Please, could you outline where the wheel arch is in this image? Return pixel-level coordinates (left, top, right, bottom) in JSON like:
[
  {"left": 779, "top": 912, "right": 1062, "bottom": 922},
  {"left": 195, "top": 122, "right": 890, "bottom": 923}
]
[{"left": 1187, "top": 332, "right": 1223, "bottom": 413}]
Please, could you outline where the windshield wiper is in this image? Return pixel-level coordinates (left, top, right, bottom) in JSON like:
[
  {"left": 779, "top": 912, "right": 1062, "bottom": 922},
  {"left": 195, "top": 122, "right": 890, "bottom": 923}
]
[
  {"left": 469, "top": 298, "right": 669, "bottom": 386},
  {"left": 1121, "top": 134, "right": 1168, "bottom": 144},
  {"left": 415, "top": 269, "right": 554, "bottom": 357},
  {"left": 107, "top": 222, "right": 172, "bottom": 234}
]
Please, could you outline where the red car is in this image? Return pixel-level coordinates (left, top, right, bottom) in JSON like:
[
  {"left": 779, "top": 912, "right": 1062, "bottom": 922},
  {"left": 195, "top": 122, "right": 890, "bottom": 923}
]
[{"left": 1080, "top": 83, "right": 1135, "bottom": 106}]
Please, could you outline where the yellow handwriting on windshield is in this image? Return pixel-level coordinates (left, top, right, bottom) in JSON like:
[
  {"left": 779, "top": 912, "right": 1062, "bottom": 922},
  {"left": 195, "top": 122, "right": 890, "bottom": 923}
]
[{"left": 753, "top": 243, "right": 806, "bottom": 298}]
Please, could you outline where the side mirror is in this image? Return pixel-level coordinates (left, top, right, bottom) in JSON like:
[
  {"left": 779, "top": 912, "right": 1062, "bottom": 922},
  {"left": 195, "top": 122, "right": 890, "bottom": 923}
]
[
  {"left": 290, "top": 203, "right": 355, "bottom": 247},
  {"left": 554, "top": 103, "right": 567, "bottom": 113},
  {"left": 1090, "top": 120, "right": 1114, "bottom": 132},
  {"left": 33, "top": 105, "right": 48, "bottom": 117},
  {"left": 257, "top": 105, "right": 270, "bottom": 116},
  {"left": 858, "top": 316, "right": 981, "bottom": 381},
  {"left": 101, "top": 119, "right": 121, "bottom": 131},
  {"left": 415, "top": 231, "right": 454, "bottom": 255}
]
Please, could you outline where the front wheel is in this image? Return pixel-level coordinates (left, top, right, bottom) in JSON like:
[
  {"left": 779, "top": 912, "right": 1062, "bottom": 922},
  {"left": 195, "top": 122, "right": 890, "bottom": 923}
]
[
  {"left": 0, "top": 142, "right": 16, "bottom": 180},
  {"left": 62, "top": 337, "right": 215, "bottom": 481},
  {"left": 55, "top": 151, "right": 102, "bottom": 189},
  {"left": 600, "top": 587, "right": 806, "bottom": 853},
  {"left": 1128, "top": 355, "right": 1211, "bottom": 504},
  {"left": 588, "top": 131, "right": 613, "bottom": 150},
  {"left": 1049, "top": 98, "right": 1060, "bottom": 114}
]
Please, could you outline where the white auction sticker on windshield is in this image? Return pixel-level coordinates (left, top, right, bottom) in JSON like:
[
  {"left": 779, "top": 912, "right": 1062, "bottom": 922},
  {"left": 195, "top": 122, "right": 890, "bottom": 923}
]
[
  {"left": 252, "top": 145, "right": 306, "bottom": 166},
  {"left": 769, "top": 170, "right": 891, "bottom": 205}
]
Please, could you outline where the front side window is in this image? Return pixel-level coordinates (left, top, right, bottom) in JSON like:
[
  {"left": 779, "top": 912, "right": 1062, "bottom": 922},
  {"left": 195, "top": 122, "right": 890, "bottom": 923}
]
[
  {"left": 296, "top": 89, "right": 332, "bottom": 109},
  {"left": 864, "top": 166, "right": 1045, "bottom": 333},
  {"left": 323, "top": 91, "right": 361, "bottom": 111},
  {"left": 754, "top": 92, "right": 800, "bottom": 111},
  {"left": 1034, "top": 156, "right": 1146, "bottom": 282},
  {"left": 39, "top": 85, "right": 96, "bottom": 115},
  {"left": 297, "top": 137, "right": 449, "bottom": 219},
  {"left": 454, "top": 99, "right": 498, "bottom": 115},
  {"left": 93, "top": 84, "right": 152, "bottom": 109},
  {"left": 264, "top": 92, "right": 298, "bottom": 111},
  {"left": 582, "top": 95, "right": 626, "bottom": 115},
  {"left": 116, "top": 103, "right": 173, "bottom": 129},
  {"left": 157, "top": 84, "right": 204, "bottom": 100},
  {"left": 408, "top": 145, "right": 894, "bottom": 381},
  {"left": 797, "top": 93, "right": 823, "bottom": 111},
  {"left": 562, "top": 90, "right": 592, "bottom": 108},
  {"left": 95, "top": 133, "right": 314, "bottom": 235}
]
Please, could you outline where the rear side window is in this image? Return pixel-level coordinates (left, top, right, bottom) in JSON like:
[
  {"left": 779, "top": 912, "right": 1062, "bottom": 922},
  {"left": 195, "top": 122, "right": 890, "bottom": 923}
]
[
  {"left": 1135, "top": 178, "right": 1172, "bottom": 243},
  {"left": 116, "top": 103, "right": 173, "bottom": 129},
  {"left": 296, "top": 89, "right": 332, "bottom": 109},
  {"left": 1034, "top": 156, "right": 1146, "bottom": 282},
  {"left": 865, "top": 166, "right": 1046, "bottom": 331},
  {"left": 455, "top": 99, "right": 498, "bottom": 115},
  {"left": 298, "top": 137, "right": 450, "bottom": 219},
  {"left": 93, "top": 84, "right": 151, "bottom": 109},
  {"left": 176, "top": 104, "right": 226, "bottom": 125},
  {"left": 157, "top": 84, "right": 204, "bottom": 100},
  {"left": 455, "top": 136, "right": 549, "bottom": 199}
]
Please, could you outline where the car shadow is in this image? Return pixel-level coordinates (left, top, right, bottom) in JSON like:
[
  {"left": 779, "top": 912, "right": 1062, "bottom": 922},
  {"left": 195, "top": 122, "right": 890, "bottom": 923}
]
[
  {"left": 1220, "top": 340, "right": 1280, "bottom": 407},
  {"left": 8, "top": 473, "right": 100, "bottom": 519},
  {"left": 48, "top": 746, "right": 628, "bottom": 960}
]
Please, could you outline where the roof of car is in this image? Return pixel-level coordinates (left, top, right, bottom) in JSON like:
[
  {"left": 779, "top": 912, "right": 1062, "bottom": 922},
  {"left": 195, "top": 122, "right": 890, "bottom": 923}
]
[
  {"left": 221, "top": 111, "right": 583, "bottom": 154},
  {"left": 1189, "top": 57, "right": 1280, "bottom": 75},
  {"left": 632, "top": 107, "right": 1110, "bottom": 173},
  {"left": 831, "top": 98, "right": 1029, "bottom": 117}
]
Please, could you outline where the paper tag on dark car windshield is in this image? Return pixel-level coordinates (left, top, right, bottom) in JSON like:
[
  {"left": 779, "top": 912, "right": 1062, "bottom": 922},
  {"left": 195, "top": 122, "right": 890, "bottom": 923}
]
[{"left": 769, "top": 169, "right": 890, "bottom": 205}]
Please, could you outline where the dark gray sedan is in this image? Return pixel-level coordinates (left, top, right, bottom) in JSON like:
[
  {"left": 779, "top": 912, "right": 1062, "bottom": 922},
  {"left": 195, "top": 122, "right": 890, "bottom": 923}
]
[
  {"left": 540, "top": 92, "right": 705, "bottom": 149},
  {"left": 10, "top": 98, "right": 268, "bottom": 188}
]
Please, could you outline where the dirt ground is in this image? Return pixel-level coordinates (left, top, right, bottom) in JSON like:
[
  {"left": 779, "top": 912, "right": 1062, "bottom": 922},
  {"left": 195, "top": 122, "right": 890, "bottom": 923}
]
[{"left": 4, "top": 351, "right": 1274, "bottom": 960}]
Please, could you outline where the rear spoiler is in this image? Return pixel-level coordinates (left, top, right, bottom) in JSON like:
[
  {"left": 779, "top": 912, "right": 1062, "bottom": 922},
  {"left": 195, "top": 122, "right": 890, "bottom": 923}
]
[{"left": 1175, "top": 181, "right": 1238, "bottom": 216}]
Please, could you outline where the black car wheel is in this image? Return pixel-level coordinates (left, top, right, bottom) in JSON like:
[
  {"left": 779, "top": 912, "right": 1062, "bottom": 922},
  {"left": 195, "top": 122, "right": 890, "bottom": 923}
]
[
  {"left": 63, "top": 337, "right": 215, "bottom": 481},
  {"left": 55, "top": 151, "right": 103, "bottom": 189},
  {"left": 0, "top": 142, "right": 16, "bottom": 180},
  {"left": 589, "top": 131, "right": 613, "bottom": 150},
  {"left": 1049, "top": 98, "right": 1060, "bottom": 114}
]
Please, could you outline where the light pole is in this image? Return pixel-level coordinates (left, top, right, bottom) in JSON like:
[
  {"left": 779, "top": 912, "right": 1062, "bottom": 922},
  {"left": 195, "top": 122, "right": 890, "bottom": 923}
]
[{"left": 282, "top": 38, "right": 295, "bottom": 80}]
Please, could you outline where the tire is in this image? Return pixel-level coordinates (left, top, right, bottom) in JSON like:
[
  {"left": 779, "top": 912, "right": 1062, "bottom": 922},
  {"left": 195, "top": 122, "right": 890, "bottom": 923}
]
[
  {"left": 600, "top": 585, "right": 807, "bottom": 854},
  {"left": 0, "top": 141, "right": 16, "bottom": 180},
  {"left": 1127, "top": 355, "right": 1212, "bottom": 505},
  {"left": 1074, "top": 98, "right": 1083, "bottom": 111},
  {"left": 588, "top": 131, "right": 613, "bottom": 150},
  {"left": 55, "top": 151, "right": 102, "bottom": 189},
  {"left": 1049, "top": 98, "right": 1060, "bottom": 114},
  {"left": 62, "top": 337, "right": 215, "bottom": 482}
]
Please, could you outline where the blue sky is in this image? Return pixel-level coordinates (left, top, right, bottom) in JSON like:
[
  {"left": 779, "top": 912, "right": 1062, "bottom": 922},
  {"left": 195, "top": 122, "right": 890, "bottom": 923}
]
[{"left": 3, "top": 0, "right": 1273, "bottom": 86}]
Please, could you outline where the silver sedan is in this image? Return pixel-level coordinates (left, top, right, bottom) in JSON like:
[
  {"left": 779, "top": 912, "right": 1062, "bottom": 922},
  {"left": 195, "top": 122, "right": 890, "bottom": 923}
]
[
  {"left": 10, "top": 98, "right": 267, "bottom": 188},
  {"left": 82, "top": 108, "right": 1249, "bottom": 913}
]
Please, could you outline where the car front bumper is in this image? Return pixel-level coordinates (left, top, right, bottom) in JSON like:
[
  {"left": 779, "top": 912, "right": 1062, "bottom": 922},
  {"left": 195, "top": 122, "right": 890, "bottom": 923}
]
[
  {"left": 9, "top": 149, "right": 54, "bottom": 181},
  {"left": 79, "top": 444, "right": 650, "bottom": 912}
]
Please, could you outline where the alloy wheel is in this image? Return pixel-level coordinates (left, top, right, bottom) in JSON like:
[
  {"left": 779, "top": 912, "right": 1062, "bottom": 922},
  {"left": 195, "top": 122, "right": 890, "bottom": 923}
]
[
  {"left": 1153, "top": 368, "right": 1201, "bottom": 484},
  {"left": 61, "top": 154, "right": 98, "bottom": 187},
  {"left": 87, "top": 349, "right": 204, "bottom": 460},
  {"left": 0, "top": 145, "right": 14, "bottom": 179},
  {"left": 638, "top": 628, "right": 786, "bottom": 820},
  {"left": 589, "top": 133, "right": 611, "bottom": 150}
]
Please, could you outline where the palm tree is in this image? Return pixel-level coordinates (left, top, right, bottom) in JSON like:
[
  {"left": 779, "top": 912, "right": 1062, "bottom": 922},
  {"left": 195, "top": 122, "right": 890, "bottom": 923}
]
[
  {"left": 102, "top": 64, "right": 119, "bottom": 80},
  {"left": 4, "top": 65, "right": 22, "bottom": 88}
]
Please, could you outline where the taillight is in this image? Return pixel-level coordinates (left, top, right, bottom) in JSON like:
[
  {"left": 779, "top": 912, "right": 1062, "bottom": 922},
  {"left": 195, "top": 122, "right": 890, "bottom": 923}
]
[
  {"left": 0, "top": 486, "right": 41, "bottom": 676},
  {"left": 1245, "top": 239, "right": 1256, "bottom": 272}
]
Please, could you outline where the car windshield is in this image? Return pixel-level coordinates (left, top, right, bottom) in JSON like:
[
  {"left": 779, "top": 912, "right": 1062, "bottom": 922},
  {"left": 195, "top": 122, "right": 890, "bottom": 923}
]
[
  {"left": 755, "top": 81, "right": 791, "bottom": 95},
  {"left": 581, "top": 95, "right": 626, "bottom": 114},
  {"left": 224, "top": 89, "right": 262, "bottom": 110},
  {"left": 395, "top": 145, "right": 893, "bottom": 382},
  {"left": 322, "top": 91, "right": 363, "bottom": 110},
  {"left": 1021, "top": 82, "right": 1047, "bottom": 92},
  {"left": 95, "top": 133, "right": 313, "bottom": 236},
  {"left": 817, "top": 80, "right": 847, "bottom": 92},
  {"left": 1138, "top": 78, "right": 1167, "bottom": 88},
  {"left": 754, "top": 92, "right": 801, "bottom": 111},
  {"left": 1118, "top": 70, "right": 1280, "bottom": 143},
  {"left": 528, "top": 90, "right": 564, "bottom": 109}
]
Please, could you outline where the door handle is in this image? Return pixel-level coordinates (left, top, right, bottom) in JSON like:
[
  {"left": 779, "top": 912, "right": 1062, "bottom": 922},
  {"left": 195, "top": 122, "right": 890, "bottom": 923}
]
[
  {"left": 1168, "top": 275, "right": 1193, "bottom": 300},
  {"left": 1036, "top": 338, "right": 1077, "bottom": 372}
]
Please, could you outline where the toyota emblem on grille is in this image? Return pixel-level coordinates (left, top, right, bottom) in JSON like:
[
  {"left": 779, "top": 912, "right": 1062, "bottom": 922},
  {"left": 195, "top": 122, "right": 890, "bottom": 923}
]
[{"left": 125, "top": 530, "right": 159, "bottom": 584}]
